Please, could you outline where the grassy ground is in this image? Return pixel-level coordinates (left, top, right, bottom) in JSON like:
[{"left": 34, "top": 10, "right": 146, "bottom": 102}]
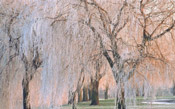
[{"left": 61, "top": 96, "right": 175, "bottom": 109}]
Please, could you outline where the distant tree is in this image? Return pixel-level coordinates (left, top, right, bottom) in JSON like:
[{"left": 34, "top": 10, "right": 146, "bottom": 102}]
[
  {"left": 90, "top": 59, "right": 104, "bottom": 105},
  {"left": 104, "top": 83, "right": 109, "bottom": 99},
  {"left": 88, "top": 84, "right": 92, "bottom": 101},
  {"left": 78, "top": 89, "right": 83, "bottom": 102},
  {"left": 68, "top": 68, "right": 85, "bottom": 109},
  {"left": 172, "top": 80, "right": 175, "bottom": 96},
  {"left": 83, "top": 85, "right": 89, "bottom": 101}
]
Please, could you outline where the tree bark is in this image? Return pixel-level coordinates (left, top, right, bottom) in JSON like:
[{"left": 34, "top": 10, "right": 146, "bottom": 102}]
[
  {"left": 90, "top": 80, "right": 99, "bottom": 105},
  {"left": 117, "top": 91, "right": 125, "bottom": 109},
  {"left": 68, "top": 91, "right": 73, "bottom": 104},
  {"left": 116, "top": 84, "right": 126, "bottom": 109},
  {"left": 173, "top": 81, "right": 175, "bottom": 96},
  {"left": 104, "top": 85, "right": 109, "bottom": 99},
  {"left": 83, "top": 86, "right": 89, "bottom": 101},
  {"left": 88, "top": 88, "right": 92, "bottom": 100},
  {"left": 88, "top": 80, "right": 93, "bottom": 100},
  {"left": 22, "top": 77, "right": 31, "bottom": 109},
  {"left": 78, "top": 89, "right": 83, "bottom": 102},
  {"left": 72, "top": 92, "right": 77, "bottom": 109}
]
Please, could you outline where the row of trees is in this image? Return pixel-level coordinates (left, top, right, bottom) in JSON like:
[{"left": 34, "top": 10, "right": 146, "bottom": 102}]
[
  {"left": 73, "top": 0, "right": 175, "bottom": 108},
  {"left": 1, "top": 0, "right": 175, "bottom": 109}
]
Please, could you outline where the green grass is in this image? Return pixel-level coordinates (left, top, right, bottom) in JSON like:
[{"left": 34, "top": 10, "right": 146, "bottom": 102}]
[{"left": 61, "top": 96, "right": 175, "bottom": 109}]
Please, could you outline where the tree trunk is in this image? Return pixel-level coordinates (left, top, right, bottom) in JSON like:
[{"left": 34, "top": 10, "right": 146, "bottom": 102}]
[
  {"left": 83, "top": 86, "right": 88, "bottom": 101},
  {"left": 90, "top": 80, "right": 99, "bottom": 105},
  {"left": 136, "top": 88, "right": 139, "bottom": 96},
  {"left": 72, "top": 92, "right": 77, "bottom": 109},
  {"left": 78, "top": 89, "right": 83, "bottom": 102},
  {"left": 68, "top": 91, "right": 73, "bottom": 104},
  {"left": 117, "top": 90, "right": 125, "bottom": 109},
  {"left": 22, "top": 78, "right": 31, "bottom": 109},
  {"left": 116, "top": 84, "right": 126, "bottom": 109},
  {"left": 104, "top": 85, "right": 108, "bottom": 99},
  {"left": 88, "top": 88, "right": 92, "bottom": 100},
  {"left": 173, "top": 81, "right": 175, "bottom": 96}
]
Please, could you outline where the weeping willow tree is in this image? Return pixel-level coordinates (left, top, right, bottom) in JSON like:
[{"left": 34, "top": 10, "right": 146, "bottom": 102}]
[
  {"left": 0, "top": 0, "right": 95, "bottom": 108},
  {"left": 72, "top": 0, "right": 175, "bottom": 108},
  {"left": 1, "top": 0, "right": 175, "bottom": 109}
]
